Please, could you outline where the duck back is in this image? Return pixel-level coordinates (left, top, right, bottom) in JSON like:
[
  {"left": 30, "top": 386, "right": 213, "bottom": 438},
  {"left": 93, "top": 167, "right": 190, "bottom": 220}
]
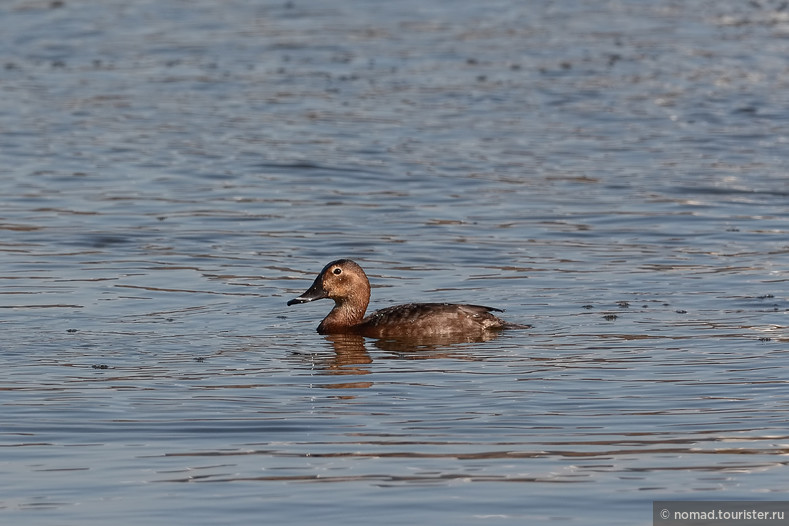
[{"left": 355, "top": 303, "right": 508, "bottom": 338}]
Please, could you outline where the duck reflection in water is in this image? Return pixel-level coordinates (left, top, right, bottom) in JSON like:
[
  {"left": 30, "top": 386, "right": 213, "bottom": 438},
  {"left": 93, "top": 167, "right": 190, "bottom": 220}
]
[
  {"left": 326, "top": 330, "right": 502, "bottom": 359},
  {"left": 311, "top": 332, "right": 499, "bottom": 389}
]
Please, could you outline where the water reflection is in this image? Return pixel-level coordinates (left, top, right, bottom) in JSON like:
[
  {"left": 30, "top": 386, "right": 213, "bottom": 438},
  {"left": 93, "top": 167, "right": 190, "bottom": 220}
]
[
  {"left": 319, "top": 334, "right": 372, "bottom": 387},
  {"left": 312, "top": 331, "right": 502, "bottom": 388}
]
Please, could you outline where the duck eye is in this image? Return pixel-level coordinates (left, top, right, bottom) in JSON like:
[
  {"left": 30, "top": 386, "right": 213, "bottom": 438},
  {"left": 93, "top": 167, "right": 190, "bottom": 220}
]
[{"left": 333, "top": 268, "right": 342, "bottom": 275}]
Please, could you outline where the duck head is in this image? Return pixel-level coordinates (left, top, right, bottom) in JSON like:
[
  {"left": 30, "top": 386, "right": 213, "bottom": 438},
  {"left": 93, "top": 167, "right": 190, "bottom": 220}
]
[{"left": 287, "top": 259, "right": 372, "bottom": 318}]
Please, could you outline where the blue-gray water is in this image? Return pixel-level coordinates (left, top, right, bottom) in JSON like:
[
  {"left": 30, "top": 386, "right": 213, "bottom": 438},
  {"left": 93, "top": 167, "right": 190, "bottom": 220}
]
[{"left": 1, "top": 1, "right": 788, "bottom": 524}]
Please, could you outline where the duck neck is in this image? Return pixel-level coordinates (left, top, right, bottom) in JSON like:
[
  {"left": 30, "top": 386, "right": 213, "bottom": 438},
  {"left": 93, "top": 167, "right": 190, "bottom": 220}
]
[{"left": 318, "top": 298, "right": 369, "bottom": 334}]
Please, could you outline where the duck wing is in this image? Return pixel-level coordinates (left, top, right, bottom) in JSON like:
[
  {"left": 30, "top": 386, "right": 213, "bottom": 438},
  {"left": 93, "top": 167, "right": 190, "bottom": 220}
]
[{"left": 358, "top": 302, "right": 510, "bottom": 337}]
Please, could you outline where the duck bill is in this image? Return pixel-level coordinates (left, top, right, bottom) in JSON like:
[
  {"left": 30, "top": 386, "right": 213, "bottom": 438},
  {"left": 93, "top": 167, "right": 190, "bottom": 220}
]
[{"left": 287, "top": 279, "right": 329, "bottom": 306}]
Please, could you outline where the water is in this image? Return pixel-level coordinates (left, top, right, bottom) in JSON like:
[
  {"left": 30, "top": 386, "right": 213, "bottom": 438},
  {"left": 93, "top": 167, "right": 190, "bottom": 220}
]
[{"left": 1, "top": 0, "right": 788, "bottom": 524}]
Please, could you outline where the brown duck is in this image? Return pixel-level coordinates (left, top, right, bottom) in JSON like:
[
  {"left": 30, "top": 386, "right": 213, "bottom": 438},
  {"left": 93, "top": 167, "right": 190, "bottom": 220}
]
[{"left": 287, "top": 259, "right": 527, "bottom": 338}]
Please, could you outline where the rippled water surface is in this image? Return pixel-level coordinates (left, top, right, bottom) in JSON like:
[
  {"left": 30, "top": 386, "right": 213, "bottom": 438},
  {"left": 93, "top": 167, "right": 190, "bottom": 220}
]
[{"left": 2, "top": 1, "right": 788, "bottom": 524}]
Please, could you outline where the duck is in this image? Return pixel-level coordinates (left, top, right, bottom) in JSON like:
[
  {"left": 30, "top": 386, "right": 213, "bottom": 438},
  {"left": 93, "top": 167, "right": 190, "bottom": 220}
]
[{"left": 286, "top": 259, "right": 527, "bottom": 338}]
